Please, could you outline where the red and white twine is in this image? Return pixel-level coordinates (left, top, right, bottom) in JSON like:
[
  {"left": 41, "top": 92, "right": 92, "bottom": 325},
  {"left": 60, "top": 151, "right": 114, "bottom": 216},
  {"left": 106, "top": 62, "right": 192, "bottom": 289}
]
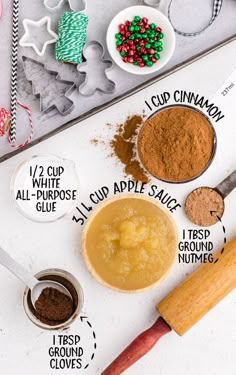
[
  {"left": 0, "top": 101, "right": 34, "bottom": 149},
  {"left": 0, "top": 107, "right": 11, "bottom": 137}
]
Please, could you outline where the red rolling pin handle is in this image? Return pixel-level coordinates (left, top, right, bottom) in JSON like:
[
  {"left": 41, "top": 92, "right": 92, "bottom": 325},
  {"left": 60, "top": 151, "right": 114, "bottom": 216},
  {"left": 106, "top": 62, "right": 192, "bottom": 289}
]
[{"left": 101, "top": 317, "right": 171, "bottom": 375}]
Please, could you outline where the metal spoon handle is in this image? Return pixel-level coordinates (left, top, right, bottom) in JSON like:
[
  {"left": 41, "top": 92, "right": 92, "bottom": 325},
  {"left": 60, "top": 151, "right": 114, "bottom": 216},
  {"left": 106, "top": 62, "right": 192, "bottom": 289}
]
[
  {"left": 215, "top": 170, "right": 236, "bottom": 199},
  {"left": 0, "top": 247, "right": 38, "bottom": 290}
]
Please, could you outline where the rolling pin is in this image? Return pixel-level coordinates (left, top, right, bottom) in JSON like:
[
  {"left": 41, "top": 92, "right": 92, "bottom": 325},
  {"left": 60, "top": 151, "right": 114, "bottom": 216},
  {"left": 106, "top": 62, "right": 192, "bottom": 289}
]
[{"left": 102, "top": 236, "right": 236, "bottom": 375}]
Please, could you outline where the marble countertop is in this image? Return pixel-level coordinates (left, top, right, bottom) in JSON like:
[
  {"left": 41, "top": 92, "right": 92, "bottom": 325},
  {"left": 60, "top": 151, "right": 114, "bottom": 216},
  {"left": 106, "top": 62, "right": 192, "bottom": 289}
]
[{"left": 0, "top": 31, "right": 235, "bottom": 375}]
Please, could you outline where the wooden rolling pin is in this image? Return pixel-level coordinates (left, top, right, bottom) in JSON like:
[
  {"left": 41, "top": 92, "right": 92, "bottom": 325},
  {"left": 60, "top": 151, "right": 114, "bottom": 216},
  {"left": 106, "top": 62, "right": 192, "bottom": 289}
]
[{"left": 102, "top": 236, "right": 236, "bottom": 375}]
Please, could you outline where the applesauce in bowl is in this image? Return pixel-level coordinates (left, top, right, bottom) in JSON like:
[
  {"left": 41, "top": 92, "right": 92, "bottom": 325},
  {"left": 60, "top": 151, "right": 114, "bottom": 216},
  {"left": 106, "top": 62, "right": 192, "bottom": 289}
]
[{"left": 82, "top": 195, "right": 178, "bottom": 293}]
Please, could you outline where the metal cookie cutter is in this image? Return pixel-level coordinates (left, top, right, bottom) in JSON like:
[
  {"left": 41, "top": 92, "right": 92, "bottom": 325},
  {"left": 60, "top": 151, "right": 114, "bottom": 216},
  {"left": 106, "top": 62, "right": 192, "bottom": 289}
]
[
  {"left": 44, "top": 0, "right": 86, "bottom": 13},
  {"left": 22, "top": 56, "right": 75, "bottom": 116},
  {"left": 78, "top": 41, "right": 115, "bottom": 97},
  {"left": 142, "top": 0, "right": 161, "bottom": 7},
  {"left": 19, "top": 16, "right": 58, "bottom": 57}
]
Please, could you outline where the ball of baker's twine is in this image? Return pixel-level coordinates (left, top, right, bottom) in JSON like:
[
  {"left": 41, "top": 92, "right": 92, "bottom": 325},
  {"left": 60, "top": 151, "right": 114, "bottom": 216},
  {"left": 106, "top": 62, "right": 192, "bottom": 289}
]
[
  {"left": 0, "top": 103, "right": 34, "bottom": 149},
  {"left": 55, "top": 12, "right": 89, "bottom": 64},
  {"left": 0, "top": 107, "right": 11, "bottom": 137}
]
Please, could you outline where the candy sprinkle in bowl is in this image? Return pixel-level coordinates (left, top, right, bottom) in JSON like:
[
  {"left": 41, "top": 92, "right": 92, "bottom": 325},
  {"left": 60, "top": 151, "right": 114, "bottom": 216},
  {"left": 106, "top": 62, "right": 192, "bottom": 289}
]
[{"left": 106, "top": 5, "right": 175, "bottom": 75}]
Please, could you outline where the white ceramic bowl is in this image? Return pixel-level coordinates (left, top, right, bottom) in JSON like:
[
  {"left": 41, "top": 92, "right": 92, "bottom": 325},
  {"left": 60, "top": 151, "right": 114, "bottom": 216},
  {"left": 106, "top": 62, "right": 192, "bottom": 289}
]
[{"left": 106, "top": 5, "right": 175, "bottom": 75}]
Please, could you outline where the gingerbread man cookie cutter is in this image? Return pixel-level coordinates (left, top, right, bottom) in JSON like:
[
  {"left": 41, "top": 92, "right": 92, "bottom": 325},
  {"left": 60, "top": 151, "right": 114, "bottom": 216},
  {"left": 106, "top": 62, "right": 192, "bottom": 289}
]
[
  {"left": 78, "top": 41, "right": 116, "bottom": 96},
  {"left": 44, "top": 0, "right": 86, "bottom": 13}
]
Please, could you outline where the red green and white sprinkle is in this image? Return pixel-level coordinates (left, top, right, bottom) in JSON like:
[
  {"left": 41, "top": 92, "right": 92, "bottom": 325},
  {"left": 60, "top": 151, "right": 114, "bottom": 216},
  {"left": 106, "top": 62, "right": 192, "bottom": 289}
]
[{"left": 115, "top": 16, "right": 164, "bottom": 68}]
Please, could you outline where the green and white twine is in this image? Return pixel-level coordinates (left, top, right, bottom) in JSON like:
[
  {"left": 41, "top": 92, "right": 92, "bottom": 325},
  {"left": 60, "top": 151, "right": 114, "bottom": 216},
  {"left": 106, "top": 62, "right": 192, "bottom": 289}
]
[{"left": 55, "top": 12, "right": 88, "bottom": 64}]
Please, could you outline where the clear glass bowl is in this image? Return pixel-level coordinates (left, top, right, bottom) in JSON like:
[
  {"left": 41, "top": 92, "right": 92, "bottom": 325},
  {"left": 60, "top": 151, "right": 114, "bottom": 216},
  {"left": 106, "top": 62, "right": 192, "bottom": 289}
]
[{"left": 11, "top": 154, "right": 79, "bottom": 223}]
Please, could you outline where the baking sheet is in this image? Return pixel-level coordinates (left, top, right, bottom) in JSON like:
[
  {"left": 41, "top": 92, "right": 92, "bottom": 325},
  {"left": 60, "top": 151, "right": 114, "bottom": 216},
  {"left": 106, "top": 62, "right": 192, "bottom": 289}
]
[
  {"left": 0, "top": 0, "right": 236, "bottom": 160},
  {"left": 0, "top": 38, "right": 235, "bottom": 375}
]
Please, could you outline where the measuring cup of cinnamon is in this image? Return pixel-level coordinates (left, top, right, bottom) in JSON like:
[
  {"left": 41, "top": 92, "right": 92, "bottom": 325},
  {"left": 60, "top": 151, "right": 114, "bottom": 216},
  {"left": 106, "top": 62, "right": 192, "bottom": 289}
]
[{"left": 138, "top": 105, "right": 217, "bottom": 183}]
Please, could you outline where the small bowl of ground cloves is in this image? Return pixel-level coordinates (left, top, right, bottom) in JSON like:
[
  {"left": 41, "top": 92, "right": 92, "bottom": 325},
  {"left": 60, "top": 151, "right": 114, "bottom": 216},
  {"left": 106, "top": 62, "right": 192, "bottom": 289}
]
[{"left": 23, "top": 269, "right": 84, "bottom": 330}]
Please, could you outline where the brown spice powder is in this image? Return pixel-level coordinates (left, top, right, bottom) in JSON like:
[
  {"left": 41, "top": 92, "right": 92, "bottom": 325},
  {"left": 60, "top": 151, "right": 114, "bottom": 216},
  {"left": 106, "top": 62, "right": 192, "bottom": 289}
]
[
  {"left": 112, "top": 135, "right": 134, "bottom": 165},
  {"left": 185, "top": 187, "right": 224, "bottom": 226},
  {"left": 111, "top": 115, "right": 149, "bottom": 183},
  {"left": 90, "top": 138, "right": 98, "bottom": 145},
  {"left": 28, "top": 275, "right": 78, "bottom": 326},
  {"left": 138, "top": 107, "right": 215, "bottom": 182},
  {"left": 35, "top": 287, "right": 74, "bottom": 323},
  {"left": 122, "top": 115, "right": 142, "bottom": 140}
]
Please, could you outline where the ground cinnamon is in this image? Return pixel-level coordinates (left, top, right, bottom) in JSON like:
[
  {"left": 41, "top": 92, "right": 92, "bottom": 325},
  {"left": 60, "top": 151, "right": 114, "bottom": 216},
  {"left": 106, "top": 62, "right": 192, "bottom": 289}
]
[
  {"left": 138, "top": 106, "right": 215, "bottom": 182},
  {"left": 111, "top": 115, "right": 148, "bottom": 183},
  {"left": 112, "top": 135, "right": 134, "bottom": 165}
]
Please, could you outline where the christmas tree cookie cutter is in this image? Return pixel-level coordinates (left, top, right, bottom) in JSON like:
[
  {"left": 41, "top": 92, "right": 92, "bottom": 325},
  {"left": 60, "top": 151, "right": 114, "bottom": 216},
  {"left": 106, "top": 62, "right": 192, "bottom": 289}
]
[
  {"left": 78, "top": 41, "right": 116, "bottom": 96},
  {"left": 44, "top": 0, "right": 86, "bottom": 13},
  {"left": 22, "top": 56, "right": 75, "bottom": 115},
  {"left": 19, "top": 16, "right": 58, "bottom": 57}
]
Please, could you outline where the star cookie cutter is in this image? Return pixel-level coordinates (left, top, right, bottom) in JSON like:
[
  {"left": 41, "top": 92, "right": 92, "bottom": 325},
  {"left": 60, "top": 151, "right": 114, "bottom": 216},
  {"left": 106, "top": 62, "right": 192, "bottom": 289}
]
[
  {"left": 19, "top": 16, "right": 58, "bottom": 57},
  {"left": 78, "top": 41, "right": 116, "bottom": 96},
  {"left": 44, "top": 0, "right": 86, "bottom": 13}
]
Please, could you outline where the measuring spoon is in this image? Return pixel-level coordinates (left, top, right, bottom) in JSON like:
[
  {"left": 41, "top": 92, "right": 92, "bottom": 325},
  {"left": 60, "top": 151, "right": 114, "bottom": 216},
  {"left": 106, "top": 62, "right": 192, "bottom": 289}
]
[
  {"left": 215, "top": 169, "right": 236, "bottom": 198},
  {"left": 185, "top": 169, "right": 236, "bottom": 226},
  {"left": 0, "top": 247, "right": 72, "bottom": 306}
]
